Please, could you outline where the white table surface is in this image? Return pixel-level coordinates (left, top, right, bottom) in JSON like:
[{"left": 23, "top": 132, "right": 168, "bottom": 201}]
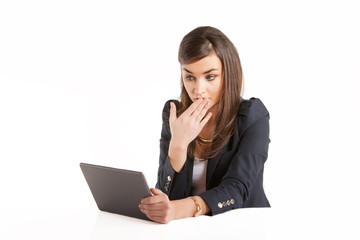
[{"left": 1, "top": 204, "right": 358, "bottom": 240}]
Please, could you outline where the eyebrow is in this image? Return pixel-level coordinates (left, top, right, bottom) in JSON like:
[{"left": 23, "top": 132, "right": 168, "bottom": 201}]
[{"left": 183, "top": 68, "right": 219, "bottom": 74}]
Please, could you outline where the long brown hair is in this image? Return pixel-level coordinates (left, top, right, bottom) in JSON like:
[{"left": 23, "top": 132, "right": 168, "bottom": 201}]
[{"left": 178, "top": 26, "right": 243, "bottom": 159}]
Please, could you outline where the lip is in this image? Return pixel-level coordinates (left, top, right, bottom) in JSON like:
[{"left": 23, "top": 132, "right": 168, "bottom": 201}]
[{"left": 194, "top": 97, "right": 209, "bottom": 101}]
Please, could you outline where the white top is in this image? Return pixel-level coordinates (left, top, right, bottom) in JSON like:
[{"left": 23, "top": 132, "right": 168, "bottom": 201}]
[{"left": 191, "top": 157, "right": 208, "bottom": 195}]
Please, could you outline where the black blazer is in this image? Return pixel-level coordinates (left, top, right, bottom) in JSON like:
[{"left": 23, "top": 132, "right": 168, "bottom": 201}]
[{"left": 155, "top": 98, "right": 270, "bottom": 215}]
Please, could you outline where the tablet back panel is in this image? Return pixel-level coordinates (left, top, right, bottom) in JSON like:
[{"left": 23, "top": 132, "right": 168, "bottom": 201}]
[{"left": 80, "top": 163, "right": 151, "bottom": 221}]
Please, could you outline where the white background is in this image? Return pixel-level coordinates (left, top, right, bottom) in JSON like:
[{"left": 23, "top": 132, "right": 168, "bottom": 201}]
[{"left": 0, "top": 0, "right": 359, "bottom": 239}]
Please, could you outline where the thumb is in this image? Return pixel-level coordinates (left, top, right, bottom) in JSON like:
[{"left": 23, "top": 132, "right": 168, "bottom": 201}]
[
  {"left": 150, "top": 188, "right": 164, "bottom": 195},
  {"left": 169, "top": 102, "right": 177, "bottom": 123}
]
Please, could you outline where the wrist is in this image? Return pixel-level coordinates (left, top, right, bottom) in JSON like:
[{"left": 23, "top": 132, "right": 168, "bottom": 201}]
[
  {"left": 169, "top": 139, "right": 188, "bottom": 151},
  {"left": 189, "top": 196, "right": 202, "bottom": 217},
  {"left": 172, "top": 198, "right": 197, "bottom": 220},
  {"left": 169, "top": 200, "right": 177, "bottom": 221}
]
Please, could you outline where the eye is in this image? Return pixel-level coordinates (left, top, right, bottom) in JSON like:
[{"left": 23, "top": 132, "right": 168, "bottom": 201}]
[
  {"left": 185, "top": 75, "right": 195, "bottom": 81},
  {"left": 206, "top": 75, "right": 216, "bottom": 81}
]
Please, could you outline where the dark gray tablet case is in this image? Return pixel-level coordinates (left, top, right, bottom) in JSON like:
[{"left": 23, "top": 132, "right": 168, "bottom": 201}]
[{"left": 80, "top": 163, "right": 152, "bottom": 221}]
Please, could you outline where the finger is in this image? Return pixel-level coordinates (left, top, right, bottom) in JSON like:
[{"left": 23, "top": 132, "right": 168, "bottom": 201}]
[
  {"left": 195, "top": 100, "right": 210, "bottom": 122},
  {"left": 140, "top": 206, "right": 167, "bottom": 219},
  {"left": 141, "top": 209, "right": 170, "bottom": 224},
  {"left": 139, "top": 203, "right": 164, "bottom": 211},
  {"left": 191, "top": 99, "right": 208, "bottom": 118},
  {"left": 142, "top": 210, "right": 163, "bottom": 218},
  {"left": 139, "top": 208, "right": 162, "bottom": 221},
  {"left": 149, "top": 216, "right": 170, "bottom": 224},
  {"left": 169, "top": 102, "right": 177, "bottom": 123},
  {"left": 182, "top": 98, "right": 202, "bottom": 117},
  {"left": 150, "top": 188, "right": 164, "bottom": 195},
  {"left": 141, "top": 194, "right": 168, "bottom": 205},
  {"left": 143, "top": 213, "right": 163, "bottom": 223},
  {"left": 199, "top": 112, "right": 212, "bottom": 128}
]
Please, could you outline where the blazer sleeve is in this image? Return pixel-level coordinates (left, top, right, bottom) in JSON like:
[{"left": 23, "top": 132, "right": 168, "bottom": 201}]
[
  {"left": 155, "top": 100, "right": 190, "bottom": 199},
  {"left": 199, "top": 98, "right": 270, "bottom": 215}
]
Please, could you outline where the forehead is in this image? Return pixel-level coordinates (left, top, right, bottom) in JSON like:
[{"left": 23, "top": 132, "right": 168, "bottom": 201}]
[{"left": 182, "top": 53, "right": 222, "bottom": 73}]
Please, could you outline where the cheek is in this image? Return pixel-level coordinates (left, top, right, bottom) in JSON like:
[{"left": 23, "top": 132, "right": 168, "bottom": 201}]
[
  {"left": 217, "top": 78, "right": 224, "bottom": 95},
  {"left": 183, "top": 81, "right": 192, "bottom": 96},
  {"left": 211, "top": 82, "right": 222, "bottom": 96}
]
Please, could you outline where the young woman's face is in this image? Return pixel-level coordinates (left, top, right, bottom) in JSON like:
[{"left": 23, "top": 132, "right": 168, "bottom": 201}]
[{"left": 181, "top": 53, "right": 223, "bottom": 110}]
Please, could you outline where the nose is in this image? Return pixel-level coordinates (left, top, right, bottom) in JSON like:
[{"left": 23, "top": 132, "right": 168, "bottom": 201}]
[{"left": 194, "top": 79, "right": 206, "bottom": 96}]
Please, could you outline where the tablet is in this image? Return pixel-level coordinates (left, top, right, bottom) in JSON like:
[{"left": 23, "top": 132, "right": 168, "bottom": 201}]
[{"left": 80, "top": 163, "right": 152, "bottom": 221}]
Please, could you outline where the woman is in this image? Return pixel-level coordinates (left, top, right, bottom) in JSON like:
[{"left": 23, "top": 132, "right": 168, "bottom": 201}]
[{"left": 139, "top": 26, "right": 270, "bottom": 224}]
